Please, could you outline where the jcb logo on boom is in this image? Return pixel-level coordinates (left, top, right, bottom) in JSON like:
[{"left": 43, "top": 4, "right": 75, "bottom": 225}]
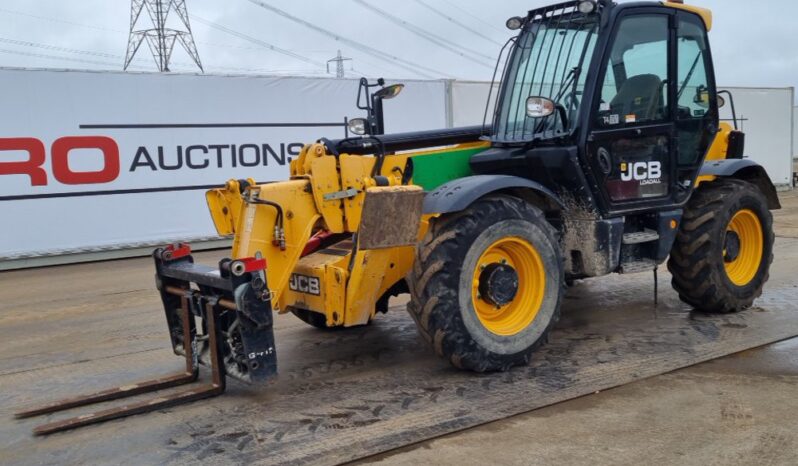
[
  {"left": 620, "top": 161, "right": 662, "bottom": 184},
  {"left": 289, "top": 273, "right": 321, "bottom": 296}
]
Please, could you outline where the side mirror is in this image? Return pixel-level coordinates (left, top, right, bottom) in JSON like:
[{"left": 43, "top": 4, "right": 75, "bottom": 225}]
[
  {"left": 717, "top": 95, "right": 726, "bottom": 109},
  {"left": 693, "top": 85, "right": 711, "bottom": 108},
  {"left": 374, "top": 84, "right": 404, "bottom": 100},
  {"left": 526, "top": 96, "right": 555, "bottom": 118},
  {"left": 353, "top": 78, "right": 405, "bottom": 136}
]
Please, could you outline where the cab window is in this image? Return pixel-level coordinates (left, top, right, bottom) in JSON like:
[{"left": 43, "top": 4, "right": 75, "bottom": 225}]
[
  {"left": 596, "top": 15, "right": 669, "bottom": 127},
  {"left": 676, "top": 16, "right": 714, "bottom": 164}
]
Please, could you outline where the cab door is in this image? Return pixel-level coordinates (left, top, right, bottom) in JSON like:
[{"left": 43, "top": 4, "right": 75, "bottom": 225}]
[
  {"left": 584, "top": 9, "right": 719, "bottom": 215},
  {"left": 672, "top": 11, "right": 720, "bottom": 200},
  {"left": 586, "top": 10, "right": 677, "bottom": 214}
]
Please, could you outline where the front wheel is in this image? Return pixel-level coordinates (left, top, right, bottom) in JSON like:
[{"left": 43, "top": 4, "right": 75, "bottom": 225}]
[
  {"left": 668, "top": 178, "right": 774, "bottom": 313},
  {"left": 408, "top": 195, "right": 564, "bottom": 372}
]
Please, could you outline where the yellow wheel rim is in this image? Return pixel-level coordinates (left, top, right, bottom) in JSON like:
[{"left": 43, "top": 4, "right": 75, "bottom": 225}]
[
  {"left": 724, "top": 209, "right": 763, "bottom": 286},
  {"left": 471, "top": 237, "right": 546, "bottom": 336}
]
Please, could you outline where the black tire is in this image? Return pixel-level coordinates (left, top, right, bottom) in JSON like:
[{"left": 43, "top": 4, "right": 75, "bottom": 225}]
[
  {"left": 668, "top": 178, "right": 774, "bottom": 313},
  {"left": 408, "top": 195, "right": 564, "bottom": 372}
]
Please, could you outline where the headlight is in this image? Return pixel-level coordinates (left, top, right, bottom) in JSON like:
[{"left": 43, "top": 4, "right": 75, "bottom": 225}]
[
  {"left": 506, "top": 16, "right": 524, "bottom": 30},
  {"left": 347, "top": 117, "right": 368, "bottom": 136},
  {"left": 578, "top": 0, "right": 596, "bottom": 14}
]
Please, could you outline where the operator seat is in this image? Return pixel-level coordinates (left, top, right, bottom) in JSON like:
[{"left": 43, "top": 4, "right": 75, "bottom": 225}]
[{"left": 610, "top": 74, "right": 664, "bottom": 122}]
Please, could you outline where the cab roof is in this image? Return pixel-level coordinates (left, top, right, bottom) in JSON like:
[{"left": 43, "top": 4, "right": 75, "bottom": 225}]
[
  {"left": 523, "top": 1, "right": 713, "bottom": 32},
  {"left": 662, "top": 1, "right": 712, "bottom": 30}
]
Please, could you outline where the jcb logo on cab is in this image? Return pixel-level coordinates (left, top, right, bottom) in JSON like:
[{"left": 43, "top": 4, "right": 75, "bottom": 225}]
[{"left": 620, "top": 161, "right": 662, "bottom": 183}]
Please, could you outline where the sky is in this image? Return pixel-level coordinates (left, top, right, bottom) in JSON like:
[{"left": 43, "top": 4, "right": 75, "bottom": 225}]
[{"left": 0, "top": 0, "right": 795, "bottom": 102}]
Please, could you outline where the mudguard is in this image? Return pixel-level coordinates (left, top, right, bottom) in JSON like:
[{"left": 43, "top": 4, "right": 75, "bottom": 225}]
[
  {"left": 700, "top": 159, "right": 781, "bottom": 210},
  {"left": 422, "top": 175, "right": 564, "bottom": 215}
]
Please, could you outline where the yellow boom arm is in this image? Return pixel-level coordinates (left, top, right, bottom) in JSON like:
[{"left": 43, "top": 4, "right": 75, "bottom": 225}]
[{"left": 205, "top": 142, "right": 425, "bottom": 326}]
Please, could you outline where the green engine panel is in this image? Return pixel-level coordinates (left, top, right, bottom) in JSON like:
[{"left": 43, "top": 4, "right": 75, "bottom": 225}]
[{"left": 410, "top": 145, "right": 488, "bottom": 192}]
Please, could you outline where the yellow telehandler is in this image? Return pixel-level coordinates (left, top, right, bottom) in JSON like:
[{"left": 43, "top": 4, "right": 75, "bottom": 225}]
[{"left": 17, "top": 0, "right": 780, "bottom": 435}]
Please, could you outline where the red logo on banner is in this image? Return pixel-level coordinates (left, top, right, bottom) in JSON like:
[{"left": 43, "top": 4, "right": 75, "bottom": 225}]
[
  {"left": 0, "top": 136, "right": 120, "bottom": 186},
  {"left": 52, "top": 137, "right": 120, "bottom": 185},
  {"left": 0, "top": 138, "right": 48, "bottom": 186}
]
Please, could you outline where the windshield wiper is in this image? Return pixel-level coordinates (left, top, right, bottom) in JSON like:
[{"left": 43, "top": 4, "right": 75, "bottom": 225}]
[{"left": 677, "top": 51, "right": 702, "bottom": 100}]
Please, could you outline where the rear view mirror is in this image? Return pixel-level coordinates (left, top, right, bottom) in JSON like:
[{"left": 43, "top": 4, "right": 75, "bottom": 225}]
[
  {"left": 526, "top": 96, "right": 555, "bottom": 118},
  {"left": 374, "top": 84, "right": 404, "bottom": 100},
  {"left": 693, "top": 86, "right": 711, "bottom": 108},
  {"left": 717, "top": 95, "right": 726, "bottom": 108}
]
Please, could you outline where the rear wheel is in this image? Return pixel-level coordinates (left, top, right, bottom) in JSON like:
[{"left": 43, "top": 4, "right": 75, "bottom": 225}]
[
  {"left": 668, "top": 178, "right": 774, "bottom": 313},
  {"left": 408, "top": 195, "right": 564, "bottom": 372}
]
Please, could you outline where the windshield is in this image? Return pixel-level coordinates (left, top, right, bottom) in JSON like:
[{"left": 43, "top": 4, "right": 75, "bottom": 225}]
[{"left": 493, "top": 7, "right": 599, "bottom": 143}]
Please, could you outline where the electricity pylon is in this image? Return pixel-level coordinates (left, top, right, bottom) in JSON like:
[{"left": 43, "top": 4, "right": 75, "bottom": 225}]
[
  {"left": 326, "top": 50, "right": 352, "bottom": 78},
  {"left": 124, "top": 0, "right": 203, "bottom": 72}
]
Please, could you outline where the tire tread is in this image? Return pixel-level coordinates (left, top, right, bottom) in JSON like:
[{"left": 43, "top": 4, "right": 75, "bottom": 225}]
[
  {"left": 668, "top": 179, "right": 774, "bottom": 313},
  {"left": 408, "top": 195, "right": 563, "bottom": 372}
]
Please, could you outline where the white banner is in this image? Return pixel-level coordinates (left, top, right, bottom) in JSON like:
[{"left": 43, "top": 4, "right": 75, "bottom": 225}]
[
  {"left": 0, "top": 68, "right": 446, "bottom": 258},
  {"left": 793, "top": 105, "right": 797, "bottom": 160},
  {"left": 718, "top": 87, "right": 794, "bottom": 187},
  {"left": 451, "top": 80, "right": 498, "bottom": 127},
  {"left": 1, "top": 69, "right": 792, "bottom": 263}
]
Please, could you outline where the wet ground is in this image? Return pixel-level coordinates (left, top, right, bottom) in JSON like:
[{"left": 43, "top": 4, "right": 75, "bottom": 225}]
[
  {"left": 773, "top": 188, "right": 798, "bottom": 239},
  {"left": 358, "top": 339, "right": 798, "bottom": 466},
  {"left": 360, "top": 189, "right": 798, "bottom": 466},
  {"left": 0, "top": 190, "right": 796, "bottom": 465}
]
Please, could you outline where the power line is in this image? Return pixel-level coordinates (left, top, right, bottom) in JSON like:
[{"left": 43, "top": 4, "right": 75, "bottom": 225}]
[
  {"left": 0, "top": 7, "right": 321, "bottom": 60},
  {"left": 244, "top": 0, "right": 449, "bottom": 79},
  {"left": 351, "top": 0, "right": 493, "bottom": 68},
  {"left": 0, "top": 37, "right": 120, "bottom": 59},
  {"left": 437, "top": 0, "right": 508, "bottom": 35},
  {"left": 191, "top": 14, "right": 326, "bottom": 68},
  {"left": 0, "top": 7, "right": 123, "bottom": 33},
  {"left": 0, "top": 2, "right": 468, "bottom": 79},
  {"left": 197, "top": 41, "right": 305, "bottom": 53},
  {"left": 0, "top": 35, "right": 329, "bottom": 75},
  {"left": 0, "top": 10, "right": 349, "bottom": 77},
  {"left": 348, "top": 56, "right": 398, "bottom": 78},
  {"left": 0, "top": 35, "right": 207, "bottom": 68},
  {"left": 0, "top": 48, "right": 148, "bottom": 69},
  {"left": 203, "top": 67, "right": 329, "bottom": 75},
  {"left": 0, "top": 47, "right": 325, "bottom": 75},
  {"left": 350, "top": 68, "right": 370, "bottom": 77},
  {"left": 412, "top": 0, "right": 504, "bottom": 46}
]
